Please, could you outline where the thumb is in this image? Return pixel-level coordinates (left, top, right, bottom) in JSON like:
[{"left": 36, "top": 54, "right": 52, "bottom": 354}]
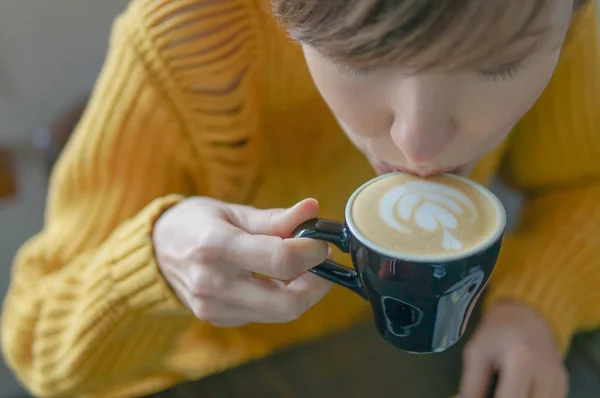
[{"left": 225, "top": 198, "right": 320, "bottom": 237}]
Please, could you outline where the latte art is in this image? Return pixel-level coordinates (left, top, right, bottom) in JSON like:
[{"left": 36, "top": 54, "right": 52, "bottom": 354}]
[
  {"left": 379, "top": 181, "right": 479, "bottom": 251},
  {"left": 350, "top": 173, "right": 501, "bottom": 257}
]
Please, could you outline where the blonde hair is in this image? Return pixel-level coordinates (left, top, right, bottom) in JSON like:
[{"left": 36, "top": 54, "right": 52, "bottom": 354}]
[{"left": 274, "top": 0, "right": 590, "bottom": 70}]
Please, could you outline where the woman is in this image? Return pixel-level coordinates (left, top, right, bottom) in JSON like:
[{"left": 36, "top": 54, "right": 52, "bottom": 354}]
[{"left": 2, "top": 0, "right": 599, "bottom": 397}]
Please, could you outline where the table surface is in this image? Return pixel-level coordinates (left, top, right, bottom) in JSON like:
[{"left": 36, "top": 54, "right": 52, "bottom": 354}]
[
  {"left": 152, "top": 321, "right": 465, "bottom": 398},
  {"left": 143, "top": 315, "right": 600, "bottom": 398}
]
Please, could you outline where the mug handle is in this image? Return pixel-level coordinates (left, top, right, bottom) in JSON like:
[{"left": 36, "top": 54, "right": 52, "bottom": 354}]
[{"left": 293, "top": 218, "right": 367, "bottom": 299}]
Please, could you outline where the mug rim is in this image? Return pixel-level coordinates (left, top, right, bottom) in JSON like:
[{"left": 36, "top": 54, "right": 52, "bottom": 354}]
[{"left": 344, "top": 172, "right": 507, "bottom": 263}]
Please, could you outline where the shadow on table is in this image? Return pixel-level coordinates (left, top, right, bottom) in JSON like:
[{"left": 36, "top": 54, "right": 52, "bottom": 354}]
[
  {"left": 151, "top": 319, "right": 600, "bottom": 398},
  {"left": 153, "top": 321, "right": 464, "bottom": 398}
]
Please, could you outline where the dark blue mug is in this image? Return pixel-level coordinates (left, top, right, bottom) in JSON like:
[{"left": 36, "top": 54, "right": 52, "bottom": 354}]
[{"left": 294, "top": 173, "right": 506, "bottom": 354}]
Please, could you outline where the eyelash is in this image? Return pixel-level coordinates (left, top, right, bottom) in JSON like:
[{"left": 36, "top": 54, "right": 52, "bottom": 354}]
[
  {"left": 478, "top": 62, "right": 524, "bottom": 81},
  {"left": 336, "top": 62, "right": 524, "bottom": 81},
  {"left": 337, "top": 64, "right": 371, "bottom": 79}
]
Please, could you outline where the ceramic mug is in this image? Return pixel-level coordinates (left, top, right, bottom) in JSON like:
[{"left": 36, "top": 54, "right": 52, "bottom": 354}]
[{"left": 294, "top": 173, "right": 506, "bottom": 354}]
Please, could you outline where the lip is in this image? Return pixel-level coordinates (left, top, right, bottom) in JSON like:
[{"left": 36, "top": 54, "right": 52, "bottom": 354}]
[{"left": 378, "top": 162, "right": 464, "bottom": 177}]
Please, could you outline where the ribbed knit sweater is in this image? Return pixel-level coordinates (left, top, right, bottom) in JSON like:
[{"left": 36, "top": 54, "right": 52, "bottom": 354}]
[{"left": 3, "top": 1, "right": 600, "bottom": 397}]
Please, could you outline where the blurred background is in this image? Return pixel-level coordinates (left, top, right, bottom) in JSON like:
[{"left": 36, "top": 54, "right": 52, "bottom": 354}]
[
  {"left": 0, "top": 1, "right": 127, "bottom": 396},
  {"left": 2, "top": 2, "right": 600, "bottom": 398}
]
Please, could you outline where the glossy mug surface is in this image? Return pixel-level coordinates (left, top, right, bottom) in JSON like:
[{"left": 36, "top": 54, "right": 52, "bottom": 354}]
[{"left": 294, "top": 172, "right": 506, "bottom": 353}]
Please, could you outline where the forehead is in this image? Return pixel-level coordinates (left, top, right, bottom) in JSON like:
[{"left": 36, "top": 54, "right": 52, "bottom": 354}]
[{"left": 291, "top": 0, "right": 570, "bottom": 70}]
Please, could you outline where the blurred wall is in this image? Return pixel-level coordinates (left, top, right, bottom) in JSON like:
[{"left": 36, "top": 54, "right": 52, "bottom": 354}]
[
  {"left": 0, "top": 0, "right": 128, "bottom": 147},
  {"left": 0, "top": 1, "right": 127, "bottom": 396}
]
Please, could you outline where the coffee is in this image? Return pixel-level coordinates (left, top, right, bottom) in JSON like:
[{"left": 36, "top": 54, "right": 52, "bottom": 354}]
[{"left": 350, "top": 173, "right": 502, "bottom": 258}]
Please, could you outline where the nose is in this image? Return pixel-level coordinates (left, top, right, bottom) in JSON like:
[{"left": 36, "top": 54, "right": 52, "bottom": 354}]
[{"left": 390, "top": 78, "right": 457, "bottom": 166}]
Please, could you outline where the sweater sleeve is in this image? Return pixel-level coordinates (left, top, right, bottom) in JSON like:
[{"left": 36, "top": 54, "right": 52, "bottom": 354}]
[
  {"left": 3, "top": 1, "right": 265, "bottom": 395},
  {"left": 0, "top": 4, "right": 210, "bottom": 397},
  {"left": 483, "top": 2, "right": 600, "bottom": 354}
]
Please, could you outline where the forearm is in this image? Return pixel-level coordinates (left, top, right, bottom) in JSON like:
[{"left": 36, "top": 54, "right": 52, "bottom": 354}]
[
  {"left": 1, "top": 3, "right": 203, "bottom": 394},
  {"left": 1, "top": 195, "right": 193, "bottom": 397}
]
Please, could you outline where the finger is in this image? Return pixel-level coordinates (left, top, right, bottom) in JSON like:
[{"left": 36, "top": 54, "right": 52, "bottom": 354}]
[
  {"left": 541, "top": 366, "right": 568, "bottom": 398},
  {"left": 188, "top": 296, "right": 252, "bottom": 325},
  {"left": 495, "top": 355, "right": 531, "bottom": 398},
  {"left": 224, "top": 229, "right": 328, "bottom": 280},
  {"left": 531, "top": 374, "right": 555, "bottom": 398},
  {"left": 556, "top": 367, "right": 569, "bottom": 398},
  {"left": 224, "top": 198, "right": 320, "bottom": 238},
  {"left": 459, "top": 344, "right": 495, "bottom": 398},
  {"left": 223, "top": 272, "right": 332, "bottom": 323}
]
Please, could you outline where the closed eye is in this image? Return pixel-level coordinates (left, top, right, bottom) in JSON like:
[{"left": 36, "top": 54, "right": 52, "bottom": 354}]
[
  {"left": 336, "top": 63, "right": 371, "bottom": 79},
  {"left": 477, "top": 61, "right": 524, "bottom": 81}
]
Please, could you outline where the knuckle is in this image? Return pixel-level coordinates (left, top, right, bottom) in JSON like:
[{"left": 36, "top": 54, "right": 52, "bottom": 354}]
[
  {"left": 192, "top": 236, "right": 223, "bottom": 265},
  {"left": 302, "top": 275, "right": 332, "bottom": 302},
  {"left": 508, "top": 344, "right": 535, "bottom": 365},
  {"left": 271, "top": 244, "right": 304, "bottom": 280},
  {"left": 275, "top": 296, "right": 309, "bottom": 322},
  {"left": 192, "top": 300, "right": 216, "bottom": 321},
  {"left": 261, "top": 208, "right": 280, "bottom": 225},
  {"left": 175, "top": 197, "right": 216, "bottom": 219},
  {"left": 185, "top": 196, "right": 217, "bottom": 209},
  {"left": 189, "top": 268, "right": 225, "bottom": 297}
]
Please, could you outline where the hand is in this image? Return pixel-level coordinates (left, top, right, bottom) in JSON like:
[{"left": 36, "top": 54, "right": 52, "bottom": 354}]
[
  {"left": 459, "top": 302, "right": 568, "bottom": 398},
  {"left": 153, "top": 197, "right": 331, "bottom": 327}
]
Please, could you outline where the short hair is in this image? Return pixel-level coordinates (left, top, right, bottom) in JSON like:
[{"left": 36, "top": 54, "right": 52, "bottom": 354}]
[{"left": 274, "top": 0, "right": 590, "bottom": 71}]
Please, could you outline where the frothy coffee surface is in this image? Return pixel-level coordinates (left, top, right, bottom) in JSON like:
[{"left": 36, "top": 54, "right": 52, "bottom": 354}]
[{"left": 351, "top": 174, "right": 499, "bottom": 257}]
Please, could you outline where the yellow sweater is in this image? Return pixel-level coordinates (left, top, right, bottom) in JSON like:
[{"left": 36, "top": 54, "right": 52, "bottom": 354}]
[{"left": 3, "top": 1, "right": 600, "bottom": 397}]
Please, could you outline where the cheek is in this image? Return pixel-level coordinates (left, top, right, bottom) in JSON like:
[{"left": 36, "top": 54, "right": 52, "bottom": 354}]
[
  {"left": 304, "top": 56, "right": 390, "bottom": 138},
  {"left": 460, "top": 53, "right": 559, "bottom": 141}
]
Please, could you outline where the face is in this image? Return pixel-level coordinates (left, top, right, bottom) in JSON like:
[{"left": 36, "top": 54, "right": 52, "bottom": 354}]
[{"left": 302, "top": 1, "right": 574, "bottom": 177}]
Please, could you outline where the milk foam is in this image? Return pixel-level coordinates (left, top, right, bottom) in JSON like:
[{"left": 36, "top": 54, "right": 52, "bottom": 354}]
[{"left": 379, "top": 180, "right": 478, "bottom": 251}]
